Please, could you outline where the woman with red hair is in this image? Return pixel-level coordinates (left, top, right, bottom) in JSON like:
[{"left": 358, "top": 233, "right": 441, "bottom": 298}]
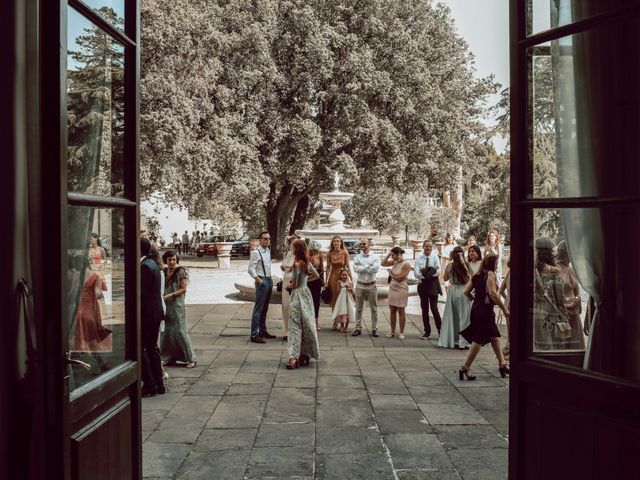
[{"left": 285, "top": 239, "right": 320, "bottom": 369}]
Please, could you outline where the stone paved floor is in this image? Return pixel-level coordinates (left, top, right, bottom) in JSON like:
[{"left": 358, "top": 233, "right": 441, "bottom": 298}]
[{"left": 143, "top": 303, "right": 509, "bottom": 479}]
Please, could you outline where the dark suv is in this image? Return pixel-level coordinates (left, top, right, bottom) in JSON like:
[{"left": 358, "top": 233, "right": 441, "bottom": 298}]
[
  {"left": 343, "top": 238, "right": 360, "bottom": 254},
  {"left": 230, "top": 233, "right": 251, "bottom": 257}
]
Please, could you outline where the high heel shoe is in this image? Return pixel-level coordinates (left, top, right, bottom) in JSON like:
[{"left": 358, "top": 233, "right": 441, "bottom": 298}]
[
  {"left": 286, "top": 358, "right": 299, "bottom": 370},
  {"left": 299, "top": 354, "right": 310, "bottom": 367},
  {"left": 458, "top": 366, "right": 476, "bottom": 381},
  {"left": 498, "top": 363, "right": 510, "bottom": 378}
]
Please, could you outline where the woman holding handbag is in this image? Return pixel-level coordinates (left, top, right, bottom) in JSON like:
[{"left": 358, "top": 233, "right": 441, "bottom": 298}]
[{"left": 533, "top": 237, "right": 574, "bottom": 351}]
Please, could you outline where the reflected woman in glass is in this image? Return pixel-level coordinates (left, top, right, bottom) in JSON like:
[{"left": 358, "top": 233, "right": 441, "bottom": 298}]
[
  {"left": 160, "top": 251, "right": 196, "bottom": 368},
  {"left": 458, "top": 254, "right": 510, "bottom": 380},
  {"left": 88, "top": 233, "right": 106, "bottom": 267},
  {"left": 533, "top": 237, "right": 573, "bottom": 350},
  {"left": 555, "top": 242, "right": 585, "bottom": 350},
  {"left": 71, "top": 254, "right": 112, "bottom": 353}
]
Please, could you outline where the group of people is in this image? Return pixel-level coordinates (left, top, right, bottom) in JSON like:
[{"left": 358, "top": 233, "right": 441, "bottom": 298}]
[
  {"left": 169, "top": 230, "right": 205, "bottom": 255},
  {"left": 139, "top": 237, "right": 197, "bottom": 398},
  {"left": 247, "top": 228, "right": 513, "bottom": 378}
]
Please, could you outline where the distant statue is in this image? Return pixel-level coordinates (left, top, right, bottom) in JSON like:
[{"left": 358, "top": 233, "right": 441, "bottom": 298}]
[{"left": 334, "top": 172, "right": 340, "bottom": 191}]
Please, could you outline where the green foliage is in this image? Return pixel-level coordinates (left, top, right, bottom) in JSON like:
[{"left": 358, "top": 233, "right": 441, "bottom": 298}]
[
  {"left": 141, "top": 0, "right": 496, "bottom": 254},
  {"left": 428, "top": 207, "right": 458, "bottom": 241},
  {"left": 461, "top": 143, "right": 510, "bottom": 242}
]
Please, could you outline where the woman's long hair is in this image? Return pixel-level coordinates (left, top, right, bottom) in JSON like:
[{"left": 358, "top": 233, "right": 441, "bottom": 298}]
[
  {"left": 477, "top": 254, "right": 498, "bottom": 276},
  {"left": 292, "top": 239, "right": 309, "bottom": 273},
  {"left": 485, "top": 229, "right": 501, "bottom": 246},
  {"left": 466, "top": 245, "right": 482, "bottom": 263},
  {"left": 149, "top": 244, "right": 163, "bottom": 268},
  {"left": 162, "top": 250, "right": 189, "bottom": 284},
  {"left": 444, "top": 232, "right": 454, "bottom": 246},
  {"left": 450, "top": 246, "right": 471, "bottom": 284},
  {"left": 329, "top": 235, "right": 345, "bottom": 253},
  {"left": 535, "top": 248, "right": 555, "bottom": 272}
]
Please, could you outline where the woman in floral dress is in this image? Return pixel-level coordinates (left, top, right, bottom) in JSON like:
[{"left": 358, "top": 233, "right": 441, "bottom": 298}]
[{"left": 286, "top": 239, "right": 320, "bottom": 369}]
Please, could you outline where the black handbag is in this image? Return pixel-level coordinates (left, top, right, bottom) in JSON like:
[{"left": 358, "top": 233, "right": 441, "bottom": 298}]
[
  {"left": 320, "top": 287, "right": 332, "bottom": 304},
  {"left": 276, "top": 280, "right": 283, "bottom": 292}
]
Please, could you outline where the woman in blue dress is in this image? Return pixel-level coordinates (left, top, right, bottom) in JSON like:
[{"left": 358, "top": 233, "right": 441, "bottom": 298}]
[
  {"left": 458, "top": 254, "right": 510, "bottom": 380},
  {"left": 438, "top": 246, "right": 471, "bottom": 349},
  {"left": 285, "top": 239, "right": 320, "bottom": 369}
]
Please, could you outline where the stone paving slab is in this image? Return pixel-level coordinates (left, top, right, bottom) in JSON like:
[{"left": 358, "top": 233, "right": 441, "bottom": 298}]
[{"left": 142, "top": 303, "right": 509, "bottom": 479}]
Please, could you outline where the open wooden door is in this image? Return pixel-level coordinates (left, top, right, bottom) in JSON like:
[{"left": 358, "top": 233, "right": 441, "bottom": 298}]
[
  {"left": 509, "top": 1, "right": 640, "bottom": 479},
  {"left": 38, "top": 1, "right": 143, "bottom": 478}
]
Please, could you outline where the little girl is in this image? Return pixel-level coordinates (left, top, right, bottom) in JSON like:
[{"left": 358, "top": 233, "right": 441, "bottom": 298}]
[{"left": 332, "top": 268, "right": 356, "bottom": 333}]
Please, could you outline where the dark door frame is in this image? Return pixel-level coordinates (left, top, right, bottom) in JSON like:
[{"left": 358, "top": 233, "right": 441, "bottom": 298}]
[
  {"left": 38, "top": 0, "right": 142, "bottom": 478},
  {"left": 508, "top": 2, "right": 640, "bottom": 479}
]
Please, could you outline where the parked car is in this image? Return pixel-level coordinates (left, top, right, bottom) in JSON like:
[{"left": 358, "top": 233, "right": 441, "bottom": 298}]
[
  {"left": 230, "top": 233, "right": 251, "bottom": 257},
  {"left": 195, "top": 236, "right": 221, "bottom": 257},
  {"left": 343, "top": 238, "right": 360, "bottom": 255}
]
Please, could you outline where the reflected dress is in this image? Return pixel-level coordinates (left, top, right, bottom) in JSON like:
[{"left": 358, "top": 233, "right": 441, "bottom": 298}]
[
  {"left": 388, "top": 261, "right": 409, "bottom": 308},
  {"left": 287, "top": 267, "right": 320, "bottom": 360},
  {"left": 160, "top": 268, "right": 196, "bottom": 364},
  {"left": 460, "top": 272, "right": 501, "bottom": 346},
  {"left": 557, "top": 264, "right": 586, "bottom": 349},
  {"left": 72, "top": 271, "right": 112, "bottom": 352},
  {"left": 438, "top": 265, "right": 471, "bottom": 348}
]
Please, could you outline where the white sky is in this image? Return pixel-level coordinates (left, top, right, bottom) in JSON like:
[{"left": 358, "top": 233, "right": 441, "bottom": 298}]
[{"left": 436, "top": 0, "right": 510, "bottom": 152}]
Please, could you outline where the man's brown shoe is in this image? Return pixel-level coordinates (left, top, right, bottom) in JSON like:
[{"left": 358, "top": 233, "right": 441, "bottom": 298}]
[{"left": 250, "top": 336, "right": 266, "bottom": 344}]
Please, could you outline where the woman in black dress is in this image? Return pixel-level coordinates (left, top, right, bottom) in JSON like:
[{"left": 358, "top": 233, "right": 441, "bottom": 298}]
[
  {"left": 458, "top": 254, "right": 510, "bottom": 380},
  {"left": 307, "top": 241, "right": 324, "bottom": 329}
]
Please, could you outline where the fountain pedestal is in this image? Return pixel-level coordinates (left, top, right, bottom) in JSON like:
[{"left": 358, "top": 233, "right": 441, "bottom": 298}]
[{"left": 215, "top": 242, "right": 234, "bottom": 269}]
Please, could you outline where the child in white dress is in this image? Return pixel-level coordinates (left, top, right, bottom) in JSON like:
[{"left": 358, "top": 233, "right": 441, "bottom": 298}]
[{"left": 332, "top": 269, "right": 356, "bottom": 333}]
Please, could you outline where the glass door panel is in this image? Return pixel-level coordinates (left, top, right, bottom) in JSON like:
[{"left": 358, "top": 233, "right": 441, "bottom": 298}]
[{"left": 67, "top": 205, "right": 127, "bottom": 391}]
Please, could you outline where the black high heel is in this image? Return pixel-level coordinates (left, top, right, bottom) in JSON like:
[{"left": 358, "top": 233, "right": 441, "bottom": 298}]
[
  {"left": 498, "top": 364, "right": 510, "bottom": 378},
  {"left": 299, "top": 354, "right": 310, "bottom": 367},
  {"left": 458, "top": 366, "right": 476, "bottom": 381}
]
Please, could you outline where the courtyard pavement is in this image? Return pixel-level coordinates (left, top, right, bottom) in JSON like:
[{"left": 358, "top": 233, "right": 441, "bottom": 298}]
[{"left": 143, "top": 302, "right": 509, "bottom": 480}]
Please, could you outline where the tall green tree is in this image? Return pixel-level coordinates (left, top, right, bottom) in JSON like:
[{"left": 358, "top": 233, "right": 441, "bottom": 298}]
[{"left": 141, "top": 0, "right": 495, "bottom": 255}]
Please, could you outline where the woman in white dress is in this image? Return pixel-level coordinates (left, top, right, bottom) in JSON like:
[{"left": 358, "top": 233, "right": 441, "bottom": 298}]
[
  {"left": 467, "top": 245, "right": 483, "bottom": 275},
  {"left": 280, "top": 235, "right": 298, "bottom": 341},
  {"left": 440, "top": 233, "right": 456, "bottom": 290},
  {"left": 484, "top": 229, "right": 503, "bottom": 279},
  {"left": 439, "top": 246, "right": 472, "bottom": 349}
]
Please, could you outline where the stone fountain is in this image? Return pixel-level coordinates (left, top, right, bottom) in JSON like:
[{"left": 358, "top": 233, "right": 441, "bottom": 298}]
[
  {"left": 295, "top": 174, "right": 378, "bottom": 249},
  {"left": 235, "top": 174, "right": 420, "bottom": 304}
]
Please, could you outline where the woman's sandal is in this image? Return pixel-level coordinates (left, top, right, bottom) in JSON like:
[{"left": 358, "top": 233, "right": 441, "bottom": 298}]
[
  {"left": 398, "top": 333, "right": 406, "bottom": 340},
  {"left": 458, "top": 366, "right": 477, "bottom": 381},
  {"left": 498, "top": 363, "right": 510, "bottom": 378},
  {"left": 385, "top": 332, "right": 396, "bottom": 338},
  {"left": 185, "top": 361, "right": 197, "bottom": 369},
  {"left": 286, "top": 358, "right": 299, "bottom": 370}
]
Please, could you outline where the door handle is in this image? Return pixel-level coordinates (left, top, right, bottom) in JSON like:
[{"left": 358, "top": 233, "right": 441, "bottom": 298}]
[{"left": 65, "top": 353, "right": 91, "bottom": 370}]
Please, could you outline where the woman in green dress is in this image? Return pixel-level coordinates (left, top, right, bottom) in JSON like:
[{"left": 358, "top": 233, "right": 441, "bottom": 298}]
[
  {"left": 160, "top": 250, "right": 196, "bottom": 368},
  {"left": 285, "top": 239, "right": 320, "bottom": 369}
]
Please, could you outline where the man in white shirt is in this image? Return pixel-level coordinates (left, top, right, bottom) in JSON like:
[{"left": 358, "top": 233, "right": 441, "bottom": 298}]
[
  {"left": 247, "top": 231, "right": 275, "bottom": 343},
  {"left": 352, "top": 238, "right": 381, "bottom": 337},
  {"left": 414, "top": 241, "right": 442, "bottom": 339}
]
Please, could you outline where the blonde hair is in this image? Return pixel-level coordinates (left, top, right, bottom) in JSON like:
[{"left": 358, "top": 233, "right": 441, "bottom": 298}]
[{"left": 329, "top": 235, "right": 346, "bottom": 253}]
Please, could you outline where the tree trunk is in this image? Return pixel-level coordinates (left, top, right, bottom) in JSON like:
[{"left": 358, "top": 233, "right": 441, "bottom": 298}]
[
  {"left": 266, "top": 198, "right": 298, "bottom": 259},
  {"left": 289, "top": 195, "right": 310, "bottom": 235}
]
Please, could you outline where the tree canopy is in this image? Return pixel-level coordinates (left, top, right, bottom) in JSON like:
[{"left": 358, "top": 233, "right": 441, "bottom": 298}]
[{"left": 141, "top": 0, "right": 496, "bottom": 254}]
